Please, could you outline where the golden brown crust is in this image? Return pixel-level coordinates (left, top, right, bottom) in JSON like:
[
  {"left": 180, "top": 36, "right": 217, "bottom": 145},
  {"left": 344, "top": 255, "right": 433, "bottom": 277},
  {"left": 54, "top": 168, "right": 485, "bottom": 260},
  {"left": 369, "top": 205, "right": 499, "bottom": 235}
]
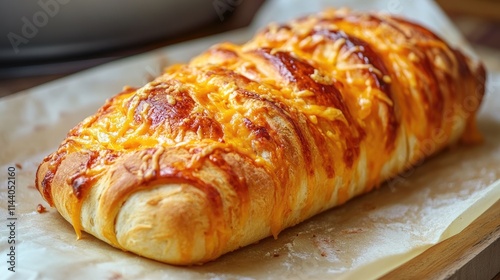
[{"left": 35, "top": 8, "right": 486, "bottom": 264}]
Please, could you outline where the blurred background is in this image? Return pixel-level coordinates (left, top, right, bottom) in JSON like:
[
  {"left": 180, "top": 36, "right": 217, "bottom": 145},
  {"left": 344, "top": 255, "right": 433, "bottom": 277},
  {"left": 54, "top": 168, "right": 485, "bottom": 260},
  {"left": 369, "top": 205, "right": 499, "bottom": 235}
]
[{"left": 0, "top": 0, "right": 499, "bottom": 98}]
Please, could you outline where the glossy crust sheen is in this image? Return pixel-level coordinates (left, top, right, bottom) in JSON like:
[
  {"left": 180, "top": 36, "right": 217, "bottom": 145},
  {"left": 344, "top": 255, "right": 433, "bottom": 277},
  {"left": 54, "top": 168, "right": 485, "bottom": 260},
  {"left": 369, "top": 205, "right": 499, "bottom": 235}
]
[{"left": 35, "top": 8, "right": 486, "bottom": 265}]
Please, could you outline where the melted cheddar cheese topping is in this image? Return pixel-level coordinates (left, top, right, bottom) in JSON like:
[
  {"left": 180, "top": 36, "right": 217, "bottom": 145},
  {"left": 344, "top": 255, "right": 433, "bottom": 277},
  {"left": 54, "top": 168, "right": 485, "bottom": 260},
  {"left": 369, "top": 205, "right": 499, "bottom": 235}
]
[{"left": 38, "top": 8, "right": 484, "bottom": 244}]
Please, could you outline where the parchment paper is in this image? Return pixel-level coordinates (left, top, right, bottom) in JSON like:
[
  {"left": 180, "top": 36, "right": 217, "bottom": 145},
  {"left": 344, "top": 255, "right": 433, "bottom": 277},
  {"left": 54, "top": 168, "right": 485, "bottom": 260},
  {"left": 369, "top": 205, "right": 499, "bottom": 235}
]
[{"left": 1, "top": 0, "right": 499, "bottom": 279}]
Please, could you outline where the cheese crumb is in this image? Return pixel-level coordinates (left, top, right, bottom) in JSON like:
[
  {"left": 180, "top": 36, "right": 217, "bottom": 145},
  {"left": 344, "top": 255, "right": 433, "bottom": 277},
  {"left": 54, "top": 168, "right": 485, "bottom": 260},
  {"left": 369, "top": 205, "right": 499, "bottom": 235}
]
[
  {"left": 434, "top": 55, "right": 447, "bottom": 70},
  {"left": 296, "top": 89, "right": 315, "bottom": 97},
  {"left": 310, "top": 69, "right": 334, "bottom": 85},
  {"left": 408, "top": 52, "right": 418, "bottom": 62},
  {"left": 167, "top": 95, "right": 176, "bottom": 105}
]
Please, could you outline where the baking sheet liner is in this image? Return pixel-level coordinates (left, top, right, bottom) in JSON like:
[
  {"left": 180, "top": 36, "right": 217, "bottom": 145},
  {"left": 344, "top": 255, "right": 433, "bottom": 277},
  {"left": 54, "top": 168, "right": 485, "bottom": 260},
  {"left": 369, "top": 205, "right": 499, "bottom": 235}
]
[{"left": 1, "top": 0, "right": 499, "bottom": 279}]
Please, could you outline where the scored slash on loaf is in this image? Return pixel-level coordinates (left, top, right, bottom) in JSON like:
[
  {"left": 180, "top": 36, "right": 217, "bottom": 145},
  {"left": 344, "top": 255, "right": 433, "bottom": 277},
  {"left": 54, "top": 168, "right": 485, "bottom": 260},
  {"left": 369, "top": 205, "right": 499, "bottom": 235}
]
[{"left": 36, "top": 8, "right": 485, "bottom": 265}]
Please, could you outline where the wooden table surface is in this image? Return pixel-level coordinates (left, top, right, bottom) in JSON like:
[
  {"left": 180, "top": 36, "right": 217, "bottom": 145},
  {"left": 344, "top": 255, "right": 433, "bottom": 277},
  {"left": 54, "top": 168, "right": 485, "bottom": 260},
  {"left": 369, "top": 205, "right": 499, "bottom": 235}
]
[{"left": 0, "top": 1, "right": 499, "bottom": 279}]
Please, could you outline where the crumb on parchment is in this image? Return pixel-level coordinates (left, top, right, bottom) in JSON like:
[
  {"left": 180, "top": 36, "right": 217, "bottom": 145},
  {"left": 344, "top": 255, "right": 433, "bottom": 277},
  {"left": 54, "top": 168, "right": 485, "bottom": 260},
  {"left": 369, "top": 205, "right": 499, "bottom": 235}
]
[{"left": 36, "top": 204, "right": 47, "bottom": 213}]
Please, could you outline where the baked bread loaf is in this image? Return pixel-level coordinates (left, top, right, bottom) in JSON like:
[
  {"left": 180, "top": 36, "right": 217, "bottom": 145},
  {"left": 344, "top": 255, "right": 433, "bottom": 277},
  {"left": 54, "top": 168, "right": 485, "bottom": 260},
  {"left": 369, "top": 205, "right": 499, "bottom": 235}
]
[{"left": 35, "top": 8, "right": 486, "bottom": 265}]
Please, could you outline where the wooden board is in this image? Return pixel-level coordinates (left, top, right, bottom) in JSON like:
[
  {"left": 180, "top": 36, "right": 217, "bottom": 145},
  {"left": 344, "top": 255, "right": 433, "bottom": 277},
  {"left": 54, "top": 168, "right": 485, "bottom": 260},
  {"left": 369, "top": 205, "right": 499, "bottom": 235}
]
[
  {"left": 382, "top": 199, "right": 500, "bottom": 279},
  {"left": 436, "top": 0, "right": 500, "bottom": 20}
]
